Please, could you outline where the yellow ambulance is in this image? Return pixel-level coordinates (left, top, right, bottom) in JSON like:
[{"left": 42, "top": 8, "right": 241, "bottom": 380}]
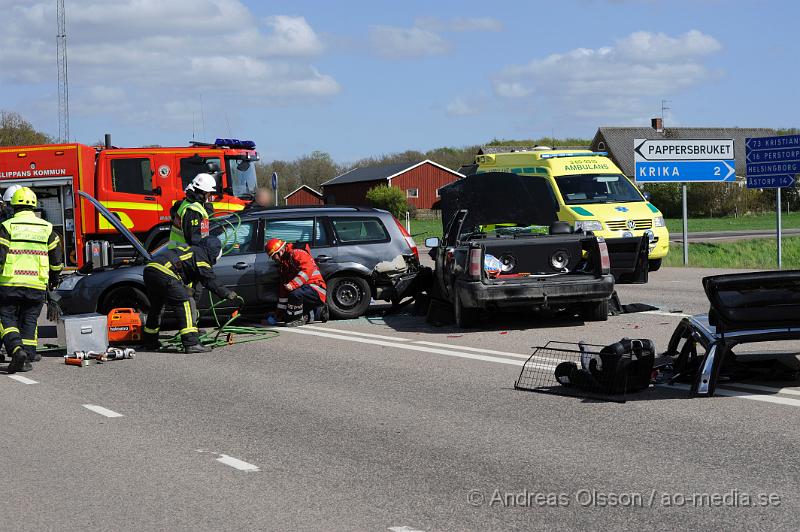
[{"left": 474, "top": 148, "right": 669, "bottom": 270}]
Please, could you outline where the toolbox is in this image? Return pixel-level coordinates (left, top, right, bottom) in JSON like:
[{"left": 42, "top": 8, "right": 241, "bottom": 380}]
[{"left": 63, "top": 313, "right": 108, "bottom": 354}]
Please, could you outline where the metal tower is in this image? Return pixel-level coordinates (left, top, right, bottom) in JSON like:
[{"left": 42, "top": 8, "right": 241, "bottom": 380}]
[{"left": 57, "top": 0, "right": 69, "bottom": 142}]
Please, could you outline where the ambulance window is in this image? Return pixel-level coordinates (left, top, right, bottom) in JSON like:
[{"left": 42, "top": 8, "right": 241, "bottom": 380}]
[{"left": 111, "top": 158, "right": 152, "bottom": 195}]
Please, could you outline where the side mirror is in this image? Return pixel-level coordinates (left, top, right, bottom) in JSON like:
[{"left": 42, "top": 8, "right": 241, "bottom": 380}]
[
  {"left": 642, "top": 191, "right": 651, "bottom": 201},
  {"left": 425, "top": 237, "right": 440, "bottom": 248}
]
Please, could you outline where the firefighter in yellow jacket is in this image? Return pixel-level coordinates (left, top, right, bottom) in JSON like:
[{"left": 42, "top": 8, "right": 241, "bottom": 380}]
[{"left": 0, "top": 188, "right": 63, "bottom": 373}]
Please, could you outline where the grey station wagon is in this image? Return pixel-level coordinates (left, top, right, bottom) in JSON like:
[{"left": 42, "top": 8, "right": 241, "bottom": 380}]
[{"left": 57, "top": 202, "right": 423, "bottom": 320}]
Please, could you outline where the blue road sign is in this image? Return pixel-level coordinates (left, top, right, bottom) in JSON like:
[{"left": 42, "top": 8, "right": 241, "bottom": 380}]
[
  {"left": 746, "top": 147, "right": 800, "bottom": 164},
  {"left": 634, "top": 160, "right": 736, "bottom": 183},
  {"left": 745, "top": 135, "right": 800, "bottom": 188},
  {"left": 746, "top": 175, "right": 796, "bottom": 189},
  {"left": 745, "top": 134, "right": 800, "bottom": 151},
  {"left": 271, "top": 171, "right": 278, "bottom": 190}
]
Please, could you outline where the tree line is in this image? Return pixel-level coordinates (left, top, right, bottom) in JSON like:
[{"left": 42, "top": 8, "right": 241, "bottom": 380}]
[{"left": 2, "top": 110, "right": 797, "bottom": 217}]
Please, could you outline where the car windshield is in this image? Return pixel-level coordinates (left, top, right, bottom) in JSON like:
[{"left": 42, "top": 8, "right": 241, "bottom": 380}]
[
  {"left": 226, "top": 158, "right": 258, "bottom": 199},
  {"left": 554, "top": 174, "right": 643, "bottom": 204}
]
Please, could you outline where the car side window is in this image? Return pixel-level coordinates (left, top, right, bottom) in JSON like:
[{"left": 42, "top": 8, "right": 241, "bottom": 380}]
[
  {"left": 331, "top": 217, "right": 389, "bottom": 244},
  {"left": 212, "top": 220, "right": 255, "bottom": 255},
  {"left": 265, "top": 218, "right": 328, "bottom": 247}
]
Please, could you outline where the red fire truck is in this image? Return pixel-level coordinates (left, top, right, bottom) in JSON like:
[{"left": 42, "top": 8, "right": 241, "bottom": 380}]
[{"left": 0, "top": 137, "right": 258, "bottom": 267}]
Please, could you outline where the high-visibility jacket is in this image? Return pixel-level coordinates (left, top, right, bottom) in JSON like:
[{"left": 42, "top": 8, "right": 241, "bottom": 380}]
[
  {"left": 168, "top": 199, "right": 209, "bottom": 248},
  {"left": 0, "top": 210, "right": 61, "bottom": 291},
  {"left": 276, "top": 244, "right": 326, "bottom": 307}
]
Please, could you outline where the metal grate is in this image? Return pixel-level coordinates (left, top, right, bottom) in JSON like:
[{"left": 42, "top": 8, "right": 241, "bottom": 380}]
[
  {"left": 514, "top": 341, "right": 634, "bottom": 403},
  {"left": 606, "top": 219, "right": 653, "bottom": 231}
]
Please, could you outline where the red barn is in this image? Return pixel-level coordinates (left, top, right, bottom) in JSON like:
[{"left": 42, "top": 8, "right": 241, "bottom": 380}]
[
  {"left": 321, "top": 160, "right": 462, "bottom": 210},
  {"left": 284, "top": 185, "right": 323, "bottom": 206}
]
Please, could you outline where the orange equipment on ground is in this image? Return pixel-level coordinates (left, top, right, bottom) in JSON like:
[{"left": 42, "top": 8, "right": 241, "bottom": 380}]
[{"left": 107, "top": 308, "right": 142, "bottom": 344}]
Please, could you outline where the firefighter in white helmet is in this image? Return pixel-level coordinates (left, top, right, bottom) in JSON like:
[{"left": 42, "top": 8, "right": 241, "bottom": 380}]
[
  {"left": 168, "top": 173, "right": 217, "bottom": 249},
  {"left": 0, "top": 184, "right": 23, "bottom": 223}
]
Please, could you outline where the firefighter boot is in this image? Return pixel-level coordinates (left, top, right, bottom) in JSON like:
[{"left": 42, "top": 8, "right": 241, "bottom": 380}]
[
  {"left": 7, "top": 348, "right": 32, "bottom": 374},
  {"left": 281, "top": 318, "right": 306, "bottom": 327},
  {"left": 185, "top": 343, "right": 212, "bottom": 354},
  {"left": 26, "top": 347, "right": 42, "bottom": 363}
]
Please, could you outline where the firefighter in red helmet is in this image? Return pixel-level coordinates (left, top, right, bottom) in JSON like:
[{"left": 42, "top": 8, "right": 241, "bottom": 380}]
[{"left": 266, "top": 238, "right": 328, "bottom": 327}]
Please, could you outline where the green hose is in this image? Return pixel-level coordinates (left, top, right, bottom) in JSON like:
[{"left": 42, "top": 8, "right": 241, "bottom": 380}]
[{"left": 158, "top": 291, "right": 278, "bottom": 352}]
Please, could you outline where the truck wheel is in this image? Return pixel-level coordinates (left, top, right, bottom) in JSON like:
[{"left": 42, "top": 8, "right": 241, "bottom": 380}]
[
  {"left": 145, "top": 228, "right": 170, "bottom": 252},
  {"left": 648, "top": 259, "right": 662, "bottom": 272},
  {"left": 453, "top": 290, "right": 479, "bottom": 328},
  {"left": 581, "top": 299, "right": 609, "bottom": 322},
  {"left": 99, "top": 286, "right": 149, "bottom": 317},
  {"left": 327, "top": 276, "right": 371, "bottom": 320}
]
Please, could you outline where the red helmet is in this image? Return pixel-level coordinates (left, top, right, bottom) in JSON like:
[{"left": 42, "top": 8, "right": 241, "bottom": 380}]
[{"left": 266, "top": 238, "right": 287, "bottom": 258}]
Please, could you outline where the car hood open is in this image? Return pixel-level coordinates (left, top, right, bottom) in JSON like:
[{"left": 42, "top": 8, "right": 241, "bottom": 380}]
[
  {"left": 439, "top": 172, "right": 558, "bottom": 230},
  {"left": 78, "top": 191, "right": 152, "bottom": 262},
  {"left": 703, "top": 270, "right": 800, "bottom": 332}
]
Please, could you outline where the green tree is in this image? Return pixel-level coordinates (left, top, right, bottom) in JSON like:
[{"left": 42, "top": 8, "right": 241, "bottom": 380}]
[
  {"left": 0, "top": 111, "right": 52, "bottom": 146},
  {"left": 366, "top": 185, "right": 408, "bottom": 218}
]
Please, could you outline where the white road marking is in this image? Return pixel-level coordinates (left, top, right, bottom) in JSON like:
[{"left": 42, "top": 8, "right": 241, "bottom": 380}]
[
  {"left": 304, "top": 325, "right": 412, "bottom": 342},
  {"left": 269, "top": 327, "right": 524, "bottom": 367},
  {"left": 723, "top": 383, "right": 800, "bottom": 396},
  {"left": 413, "top": 340, "right": 530, "bottom": 359},
  {"left": 82, "top": 404, "right": 124, "bottom": 418},
  {"left": 216, "top": 454, "right": 260, "bottom": 472},
  {"left": 661, "top": 383, "right": 800, "bottom": 407},
  {"left": 388, "top": 527, "right": 426, "bottom": 532},
  {"left": 7, "top": 375, "right": 38, "bottom": 385}
]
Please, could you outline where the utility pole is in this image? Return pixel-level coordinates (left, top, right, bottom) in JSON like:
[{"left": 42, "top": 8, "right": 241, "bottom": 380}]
[
  {"left": 57, "top": 0, "right": 70, "bottom": 142},
  {"left": 661, "top": 99, "right": 671, "bottom": 126}
]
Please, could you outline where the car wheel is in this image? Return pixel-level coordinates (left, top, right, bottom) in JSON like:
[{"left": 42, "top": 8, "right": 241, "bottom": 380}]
[
  {"left": 327, "top": 276, "right": 371, "bottom": 319},
  {"left": 99, "top": 285, "right": 150, "bottom": 318},
  {"left": 581, "top": 298, "right": 609, "bottom": 322},
  {"left": 453, "top": 290, "right": 478, "bottom": 328},
  {"left": 648, "top": 258, "right": 662, "bottom": 272}
]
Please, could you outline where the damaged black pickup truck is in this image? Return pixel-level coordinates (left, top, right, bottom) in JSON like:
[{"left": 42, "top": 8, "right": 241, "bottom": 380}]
[{"left": 428, "top": 173, "right": 622, "bottom": 327}]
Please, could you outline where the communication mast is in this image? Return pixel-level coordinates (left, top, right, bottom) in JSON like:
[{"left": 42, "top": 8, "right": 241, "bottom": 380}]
[{"left": 57, "top": 0, "right": 70, "bottom": 142}]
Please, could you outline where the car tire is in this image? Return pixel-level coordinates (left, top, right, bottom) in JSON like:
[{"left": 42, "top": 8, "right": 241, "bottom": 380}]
[
  {"left": 581, "top": 298, "right": 609, "bottom": 322},
  {"left": 99, "top": 285, "right": 150, "bottom": 318},
  {"left": 648, "top": 258, "right": 662, "bottom": 272},
  {"left": 453, "top": 290, "right": 478, "bottom": 328},
  {"left": 327, "top": 276, "right": 371, "bottom": 320}
]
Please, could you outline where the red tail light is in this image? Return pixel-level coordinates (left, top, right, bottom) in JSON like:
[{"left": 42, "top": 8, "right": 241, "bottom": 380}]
[
  {"left": 597, "top": 237, "right": 611, "bottom": 274},
  {"left": 393, "top": 216, "right": 418, "bottom": 259},
  {"left": 468, "top": 246, "right": 482, "bottom": 279}
]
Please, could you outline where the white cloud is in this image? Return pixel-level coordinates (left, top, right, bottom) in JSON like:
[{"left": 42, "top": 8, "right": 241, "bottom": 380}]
[
  {"left": 0, "top": 0, "right": 339, "bottom": 133},
  {"left": 492, "top": 30, "right": 722, "bottom": 120},
  {"left": 445, "top": 97, "right": 478, "bottom": 116},
  {"left": 415, "top": 16, "right": 504, "bottom": 32},
  {"left": 369, "top": 26, "right": 451, "bottom": 58}
]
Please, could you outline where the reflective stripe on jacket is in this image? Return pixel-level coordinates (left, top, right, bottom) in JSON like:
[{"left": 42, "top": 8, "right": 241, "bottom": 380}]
[
  {"left": 277, "top": 244, "right": 326, "bottom": 303},
  {"left": 0, "top": 211, "right": 53, "bottom": 291}
]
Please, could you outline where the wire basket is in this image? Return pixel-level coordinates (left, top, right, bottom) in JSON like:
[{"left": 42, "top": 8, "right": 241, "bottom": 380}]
[{"left": 515, "top": 341, "right": 640, "bottom": 403}]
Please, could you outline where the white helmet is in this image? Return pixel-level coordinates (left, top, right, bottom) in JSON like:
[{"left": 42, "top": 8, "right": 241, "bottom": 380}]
[
  {"left": 2, "top": 184, "right": 23, "bottom": 203},
  {"left": 187, "top": 173, "right": 217, "bottom": 193}
]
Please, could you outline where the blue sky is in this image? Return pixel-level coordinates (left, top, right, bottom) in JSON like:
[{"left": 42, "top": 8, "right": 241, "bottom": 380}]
[{"left": 1, "top": 0, "right": 798, "bottom": 162}]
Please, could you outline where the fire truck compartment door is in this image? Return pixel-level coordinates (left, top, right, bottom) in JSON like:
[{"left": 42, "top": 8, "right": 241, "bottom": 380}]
[{"left": 102, "top": 156, "right": 160, "bottom": 232}]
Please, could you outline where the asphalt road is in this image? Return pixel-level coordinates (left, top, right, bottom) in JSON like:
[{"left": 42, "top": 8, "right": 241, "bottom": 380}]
[{"left": 2, "top": 267, "right": 799, "bottom": 531}]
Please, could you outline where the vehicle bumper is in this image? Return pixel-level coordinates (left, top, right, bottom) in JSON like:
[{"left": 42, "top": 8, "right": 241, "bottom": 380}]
[
  {"left": 596, "top": 227, "right": 669, "bottom": 259},
  {"left": 455, "top": 275, "right": 615, "bottom": 309}
]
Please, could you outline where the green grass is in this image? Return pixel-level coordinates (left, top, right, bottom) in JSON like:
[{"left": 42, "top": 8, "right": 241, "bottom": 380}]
[
  {"left": 665, "top": 212, "right": 800, "bottom": 233},
  {"left": 408, "top": 218, "right": 443, "bottom": 241},
  {"left": 663, "top": 236, "right": 800, "bottom": 269}
]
